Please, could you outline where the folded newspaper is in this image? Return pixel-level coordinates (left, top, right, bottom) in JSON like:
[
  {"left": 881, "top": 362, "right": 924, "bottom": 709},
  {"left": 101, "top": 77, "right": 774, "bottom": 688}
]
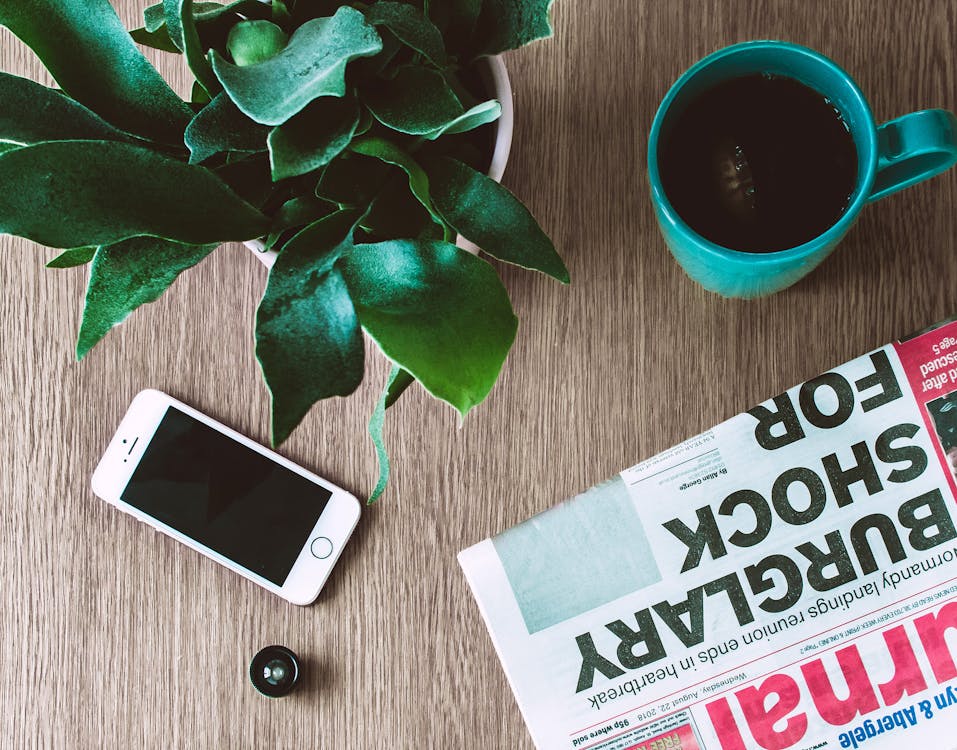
[{"left": 459, "top": 317, "right": 957, "bottom": 750}]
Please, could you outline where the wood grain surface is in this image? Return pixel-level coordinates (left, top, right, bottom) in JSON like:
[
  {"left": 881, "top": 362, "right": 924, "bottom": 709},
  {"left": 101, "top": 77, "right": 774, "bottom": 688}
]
[{"left": 2, "top": 1, "right": 956, "bottom": 748}]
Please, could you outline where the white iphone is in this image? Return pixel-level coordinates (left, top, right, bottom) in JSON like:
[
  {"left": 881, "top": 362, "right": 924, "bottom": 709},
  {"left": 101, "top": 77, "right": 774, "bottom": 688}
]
[{"left": 91, "top": 389, "right": 361, "bottom": 605}]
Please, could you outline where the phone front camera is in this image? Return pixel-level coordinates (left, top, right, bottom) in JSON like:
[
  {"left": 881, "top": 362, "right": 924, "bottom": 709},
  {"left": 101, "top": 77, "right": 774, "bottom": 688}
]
[{"left": 249, "top": 645, "right": 300, "bottom": 698}]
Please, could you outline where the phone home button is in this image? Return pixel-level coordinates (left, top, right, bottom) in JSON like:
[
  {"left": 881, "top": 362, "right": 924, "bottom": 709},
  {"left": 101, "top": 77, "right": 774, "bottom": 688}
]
[{"left": 310, "top": 536, "right": 333, "bottom": 559}]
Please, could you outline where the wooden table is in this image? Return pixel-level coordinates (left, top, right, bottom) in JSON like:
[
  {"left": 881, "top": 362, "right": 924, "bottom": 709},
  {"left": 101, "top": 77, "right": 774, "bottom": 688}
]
[{"left": 2, "top": 1, "right": 955, "bottom": 747}]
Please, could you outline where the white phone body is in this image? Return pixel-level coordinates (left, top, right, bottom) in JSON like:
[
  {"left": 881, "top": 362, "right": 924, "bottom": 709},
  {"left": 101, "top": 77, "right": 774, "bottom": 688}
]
[{"left": 91, "top": 389, "right": 361, "bottom": 605}]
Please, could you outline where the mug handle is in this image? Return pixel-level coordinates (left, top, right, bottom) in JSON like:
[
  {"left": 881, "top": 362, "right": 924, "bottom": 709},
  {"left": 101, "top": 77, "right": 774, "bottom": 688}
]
[{"left": 866, "top": 109, "right": 957, "bottom": 202}]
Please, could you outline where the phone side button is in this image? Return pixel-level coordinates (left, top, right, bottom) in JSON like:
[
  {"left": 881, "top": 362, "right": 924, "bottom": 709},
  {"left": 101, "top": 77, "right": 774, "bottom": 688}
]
[{"left": 310, "top": 536, "right": 333, "bottom": 559}]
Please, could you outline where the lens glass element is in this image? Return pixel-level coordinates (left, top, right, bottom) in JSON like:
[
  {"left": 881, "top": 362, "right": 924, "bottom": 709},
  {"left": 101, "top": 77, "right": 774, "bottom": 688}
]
[{"left": 263, "top": 660, "right": 288, "bottom": 686}]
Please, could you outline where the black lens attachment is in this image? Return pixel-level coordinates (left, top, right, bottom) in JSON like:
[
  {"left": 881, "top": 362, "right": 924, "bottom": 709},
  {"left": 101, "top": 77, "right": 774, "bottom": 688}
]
[{"left": 249, "top": 645, "right": 301, "bottom": 697}]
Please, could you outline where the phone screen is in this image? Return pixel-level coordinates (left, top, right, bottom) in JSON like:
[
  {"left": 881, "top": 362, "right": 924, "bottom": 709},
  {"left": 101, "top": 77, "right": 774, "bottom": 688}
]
[{"left": 121, "top": 406, "right": 331, "bottom": 585}]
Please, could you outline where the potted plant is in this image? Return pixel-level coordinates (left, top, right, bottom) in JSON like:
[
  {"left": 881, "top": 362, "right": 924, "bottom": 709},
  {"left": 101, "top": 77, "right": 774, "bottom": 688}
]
[{"left": 0, "top": 0, "right": 566, "bottom": 501}]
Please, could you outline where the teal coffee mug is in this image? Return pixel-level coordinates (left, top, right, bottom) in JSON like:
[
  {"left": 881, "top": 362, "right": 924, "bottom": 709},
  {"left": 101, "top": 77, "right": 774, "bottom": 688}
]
[{"left": 647, "top": 41, "right": 957, "bottom": 298}]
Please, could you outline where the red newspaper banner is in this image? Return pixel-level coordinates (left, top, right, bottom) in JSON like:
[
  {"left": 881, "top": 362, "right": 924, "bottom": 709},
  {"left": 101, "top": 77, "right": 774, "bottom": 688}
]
[
  {"left": 703, "top": 598, "right": 957, "bottom": 749},
  {"left": 894, "top": 320, "right": 957, "bottom": 503}
]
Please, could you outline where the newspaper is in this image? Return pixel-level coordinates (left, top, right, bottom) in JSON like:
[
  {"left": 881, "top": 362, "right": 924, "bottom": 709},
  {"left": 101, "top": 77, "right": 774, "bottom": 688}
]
[{"left": 459, "top": 317, "right": 957, "bottom": 750}]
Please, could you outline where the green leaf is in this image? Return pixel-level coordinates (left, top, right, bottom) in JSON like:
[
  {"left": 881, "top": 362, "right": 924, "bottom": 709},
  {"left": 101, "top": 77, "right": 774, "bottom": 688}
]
[
  {"left": 432, "top": 100, "right": 502, "bottom": 138},
  {"left": 0, "top": 141, "right": 269, "bottom": 248},
  {"left": 0, "top": 72, "right": 137, "bottom": 146},
  {"left": 268, "top": 96, "right": 359, "bottom": 181},
  {"left": 265, "top": 195, "right": 336, "bottom": 248},
  {"left": 77, "top": 237, "right": 217, "bottom": 359},
  {"left": 46, "top": 247, "right": 96, "bottom": 268},
  {"left": 227, "top": 20, "right": 288, "bottom": 66},
  {"left": 340, "top": 239, "right": 518, "bottom": 418},
  {"left": 279, "top": 210, "right": 362, "bottom": 277},
  {"left": 272, "top": 0, "right": 292, "bottom": 24},
  {"left": 362, "top": 65, "right": 465, "bottom": 136},
  {"left": 363, "top": 2, "right": 447, "bottom": 67},
  {"left": 145, "top": 1, "right": 268, "bottom": 33},
  {"left": 384, "top": 366, "right": 414, "bottom": 408},
  {"left": 367, "top": 364, "right": 414, "bottom": 504},
  {"left": 131, "top": 26, "right": 181, "bottom": 54},
  {"left": 145, "top": 2, "right": 170, "bottom": 32},
  {"left": 256, "top": 210, "right": 365, "bottom": 445},
  {"left": 145, "top": 0, "right": 270, "bottom": 59},
  {"left": 146, "top": 1, "right": 210, "bottom": 32},
  {"left": 475, "top": 0, "right": 554, "bottom": 55},
  {"left": 348, "top": 136, "right": 446, "bottom": 231},
  {"left": 0, "top": 0, "right": 191, "bottom": 144},
  {"left": 185, "top": 92, "right": 269, "bottom": 164},
  {"left": 355, "top": 107, "right": 375, "bottom": 137},
  {"left": 427, "top": 156, "right": 568, "bottom": 282},
  {"left": 164, "top": 0, "right": 221, "bottom": 96},
  {"left": 191, "top": 81, "right": 213, "bottom": 105},
  {"left": 210, "top": 7, "right": 382, "bottom": 126}
]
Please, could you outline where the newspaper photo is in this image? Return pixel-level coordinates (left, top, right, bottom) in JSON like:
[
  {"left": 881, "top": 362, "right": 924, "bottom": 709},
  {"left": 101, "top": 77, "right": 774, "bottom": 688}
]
[{"left": 459, "top": 317, "right": 957, "bottom": 750}]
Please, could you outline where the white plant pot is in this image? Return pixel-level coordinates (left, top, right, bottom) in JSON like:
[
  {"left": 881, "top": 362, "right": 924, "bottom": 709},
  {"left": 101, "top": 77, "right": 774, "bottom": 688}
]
[{"left": 244, "top": 55, "right": 514, "bottom": 268}]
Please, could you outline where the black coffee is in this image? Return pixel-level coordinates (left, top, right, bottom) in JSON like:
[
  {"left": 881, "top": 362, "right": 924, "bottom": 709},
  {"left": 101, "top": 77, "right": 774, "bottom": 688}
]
[{"left": 658, "top": 73, "right": 858, "bottom": 253}]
